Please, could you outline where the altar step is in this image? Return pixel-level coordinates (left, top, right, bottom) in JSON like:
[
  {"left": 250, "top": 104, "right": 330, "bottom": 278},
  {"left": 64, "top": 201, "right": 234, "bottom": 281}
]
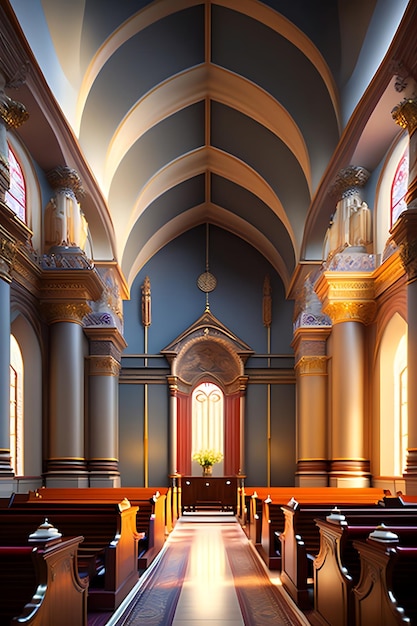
[
  {"left": 180, "top": 510, "right": 236, "bottom": 523},
  {"left": 183, "top": 500, "right": 235, "bottom": 513}
]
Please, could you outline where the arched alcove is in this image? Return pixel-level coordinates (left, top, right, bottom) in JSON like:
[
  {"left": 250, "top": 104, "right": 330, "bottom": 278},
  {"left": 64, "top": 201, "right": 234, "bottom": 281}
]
[
  {"left": 378, "top": 312, "right": 407, "bottom": 478},
  {"left": 161, "top": 309, "right": 253, "bottom": 475},
  {"left": 10, "top": 314, "right": 43, "bottom": 477}
]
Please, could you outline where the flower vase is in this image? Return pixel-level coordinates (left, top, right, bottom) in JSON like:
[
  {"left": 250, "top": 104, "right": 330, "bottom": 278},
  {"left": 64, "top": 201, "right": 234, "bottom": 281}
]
[{"left": 203, "top": 465, "right": 212, "bottom": 476}]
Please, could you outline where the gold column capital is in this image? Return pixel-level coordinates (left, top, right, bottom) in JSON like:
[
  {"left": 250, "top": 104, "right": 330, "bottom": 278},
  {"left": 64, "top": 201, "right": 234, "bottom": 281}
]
[
  {"left": 315, "top": 272, "right": 376, "bottom": 325},
  {"left": 88, "top": 355, "right": 121, "bottom": 376},
  {"left": 46, "top": 165, "right": 84, "bottom": 201},
  {"left": 392, "top": 97, "right": 417, "bottom": 135},
  {"left": 41, "top": 301, "right": 91, "bottom": 324},
  {"left": 167, "top": 376, "right": 179, "bottom": 395},
  {"left": 329, "top": 165, "right": 370, "bottom": 199},
  {"left": 391, "top": 209, "right": 417, "bottom": 283},
  {"left": 295, "top": 355, "right": 328, "bottom": 376},
  {"left": 0, "top": 93, "right": 29, "bottom": 129}
]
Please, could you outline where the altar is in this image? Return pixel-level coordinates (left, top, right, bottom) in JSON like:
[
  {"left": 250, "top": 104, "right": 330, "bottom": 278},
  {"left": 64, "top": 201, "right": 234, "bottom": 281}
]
[{"left": 179, "top": 476, "right": 239, "bottom": 513}]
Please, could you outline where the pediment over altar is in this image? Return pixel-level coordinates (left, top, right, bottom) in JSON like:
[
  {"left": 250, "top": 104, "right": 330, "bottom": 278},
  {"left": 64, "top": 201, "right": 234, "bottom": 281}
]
[{"left": 161, "top": 308, "right": 253, "bottom": 394}]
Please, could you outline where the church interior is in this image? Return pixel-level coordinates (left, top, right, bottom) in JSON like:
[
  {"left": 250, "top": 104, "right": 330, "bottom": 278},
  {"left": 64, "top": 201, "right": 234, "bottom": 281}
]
[{"left": 1, "top": 1, "right": 417, "bottom": 624}]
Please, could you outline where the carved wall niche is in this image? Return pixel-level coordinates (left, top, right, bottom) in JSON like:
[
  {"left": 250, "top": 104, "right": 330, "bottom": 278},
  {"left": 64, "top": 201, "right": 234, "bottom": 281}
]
[{"left": 161, "top": 308, "right": 253, "bottom": 395}]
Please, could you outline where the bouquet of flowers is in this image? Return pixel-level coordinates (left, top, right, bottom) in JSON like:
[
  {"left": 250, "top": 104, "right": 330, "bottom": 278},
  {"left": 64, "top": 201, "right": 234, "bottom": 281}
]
[{"left": 192, "top": 449, "right": 223, "bottom": 467}]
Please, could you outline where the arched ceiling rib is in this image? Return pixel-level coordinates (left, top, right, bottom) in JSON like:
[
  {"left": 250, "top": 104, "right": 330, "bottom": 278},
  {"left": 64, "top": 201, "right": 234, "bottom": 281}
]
[{"left": 7, "top": 0, "right": 411, "bottom": 293}]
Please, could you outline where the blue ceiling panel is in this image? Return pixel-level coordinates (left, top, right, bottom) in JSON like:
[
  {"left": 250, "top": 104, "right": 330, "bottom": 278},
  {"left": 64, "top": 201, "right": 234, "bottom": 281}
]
[
  {"left": 122, "top": 174, "right": 206, "bottom": 275},
  {"left": 211, "top": 4, "right": 339, "bottom": 188},
  {"left": 211, "top": 173, "right": 296, "bottom": 275},
  {"left": 109, "top": 101, "right": 206, "bottom": 213},
  {"left": 79, "top": 5, "right": 205, "bottom": 154},
  {"left": 211, "top": 101, "right": 310, "bottom": 245}
]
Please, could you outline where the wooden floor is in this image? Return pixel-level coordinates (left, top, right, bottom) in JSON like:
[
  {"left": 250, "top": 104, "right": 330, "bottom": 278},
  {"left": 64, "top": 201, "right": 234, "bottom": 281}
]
[{"left": 107, "top": 512, "right": 310, "bottom": 626}]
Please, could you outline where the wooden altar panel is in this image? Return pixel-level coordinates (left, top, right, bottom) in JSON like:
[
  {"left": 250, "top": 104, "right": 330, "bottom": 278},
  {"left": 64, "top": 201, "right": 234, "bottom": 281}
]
[{"left": 180, "top": 476, "right": 238, "bottom": 513}]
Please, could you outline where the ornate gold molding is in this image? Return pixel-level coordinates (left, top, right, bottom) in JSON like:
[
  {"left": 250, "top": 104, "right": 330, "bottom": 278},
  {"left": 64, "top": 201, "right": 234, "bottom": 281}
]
[
  {"left": 392, "top": 97, "right": 417, "bottom": 135},
  {"left": 324, "top": 300, "right": 377, "bottom": 325},
  {"left": 41, "top": 301, "right": 91, "bottom": 324},
  {"left": 295, "top": 355, "right": 328, "bottom": 376},
  {"left": 88, "top": 355, "right": 121, "bottom": 376},
  {"left": 315, "top": 272, "right": 376, "bottom": 325}
]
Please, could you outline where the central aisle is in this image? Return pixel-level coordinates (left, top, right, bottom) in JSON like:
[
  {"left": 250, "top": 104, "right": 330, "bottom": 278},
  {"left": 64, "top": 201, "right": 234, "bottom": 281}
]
[
  {"left": 108, "top": 512, "right": 310, "bottom": 626},
  {"left": 172, "top": 514, "right": 245, "bottom": 625}
]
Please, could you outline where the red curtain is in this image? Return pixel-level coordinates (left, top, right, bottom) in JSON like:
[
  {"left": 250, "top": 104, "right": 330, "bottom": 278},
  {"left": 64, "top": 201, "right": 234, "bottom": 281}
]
[
  {"left": 176, "top": 391, "right": 192, "bottom": 475},
  {"left": 176, "top": 388, "right": 241, "bottom": 475},
  {"left": 224, "top": 392, "right": 241, "bottom": 475}
]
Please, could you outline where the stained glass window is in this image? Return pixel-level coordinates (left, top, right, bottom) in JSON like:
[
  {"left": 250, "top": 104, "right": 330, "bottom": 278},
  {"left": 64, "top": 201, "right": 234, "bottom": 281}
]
[
  {"left": 5, "top": 145, "right": 26, "bottom": 223},
  {"left": 391, "top": 150, "right": 408, "bottom": 227}
]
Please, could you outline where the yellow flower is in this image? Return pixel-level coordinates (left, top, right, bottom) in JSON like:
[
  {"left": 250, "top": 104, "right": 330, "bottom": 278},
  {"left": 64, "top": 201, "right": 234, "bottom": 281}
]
[{"left": 192, "top": 449, "right": 223, "bottom": 467}]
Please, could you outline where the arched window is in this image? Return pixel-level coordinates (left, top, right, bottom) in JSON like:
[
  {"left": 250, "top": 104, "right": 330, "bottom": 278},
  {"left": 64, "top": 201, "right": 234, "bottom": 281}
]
[
  {"left": 191, "top": 382, "right": 224, "bottom": 475},
  {"left": 6, "top": 144, "right": 26, "bottom": 223},
  {"left": 10, "top": 335, "right": 23, "bottom": 476},
  {"left": 391, "top": 149, "right": 408, "bottom": 227},
  {"left": 394, "top": 334, "right": 408, "bottom": 475}
]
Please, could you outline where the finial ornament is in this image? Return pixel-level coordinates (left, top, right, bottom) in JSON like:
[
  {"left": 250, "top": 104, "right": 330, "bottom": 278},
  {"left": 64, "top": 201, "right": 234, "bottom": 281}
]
[
  {"left": 263, "top": 274, "right": 272, "bottom": 328},
  {"left": 141, "top": 276, "right": 151, "bottom": 327}
]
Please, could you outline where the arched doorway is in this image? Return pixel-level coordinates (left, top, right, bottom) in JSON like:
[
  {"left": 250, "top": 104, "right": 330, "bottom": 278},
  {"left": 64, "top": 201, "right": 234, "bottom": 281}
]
[
  {"left": 191, "top": 382, "right": 224, "bottom": 476},
  {"left": 161, "top": 309, "right": 253, "bottom": 476}
]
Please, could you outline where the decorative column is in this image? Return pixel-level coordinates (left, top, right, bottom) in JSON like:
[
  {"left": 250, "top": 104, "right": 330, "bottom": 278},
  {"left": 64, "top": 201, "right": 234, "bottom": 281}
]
[
  {"left": 0, "top": 69, "right": 28, "bottom": 478},
  {"left": 391, "top": 96, "right": 417, "bottom": 493},
  {"left": 41, "top": 241, "right": 103, "bottom": 487},
  {"left": 42, "top": 301, "right": 91, "bottom": 485},
  {"left": 84, "top": 326, "right": 126, "bottom": 487},
  {"left": 239, "top": 379, "right": 248, "bottom": 477},
  {"left": 315, "top": 271, "right": 376, "bottom": 487},
  {"left": 167, "top": 376, "right": 179, "bottom": 476},
  {"left": 292, "top": 276, "right": 331, "bottom": 486}
]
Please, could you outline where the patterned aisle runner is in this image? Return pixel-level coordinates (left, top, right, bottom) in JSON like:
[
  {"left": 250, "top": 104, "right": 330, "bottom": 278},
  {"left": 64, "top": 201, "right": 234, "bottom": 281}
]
[
  {"left": 222, "top": 524, "right": 308, "bottom": 626},
  {"left": 109, "top": 540, "right": 191, "bottom": 626},
  {"left": 107, "top": 515, "right": 308, "bottom": 626}
]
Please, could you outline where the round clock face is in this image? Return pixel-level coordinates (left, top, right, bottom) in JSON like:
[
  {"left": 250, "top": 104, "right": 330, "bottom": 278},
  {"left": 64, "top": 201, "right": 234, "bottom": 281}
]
[{"left": 197, "top": 271, "right": 217, "bottom": 293}]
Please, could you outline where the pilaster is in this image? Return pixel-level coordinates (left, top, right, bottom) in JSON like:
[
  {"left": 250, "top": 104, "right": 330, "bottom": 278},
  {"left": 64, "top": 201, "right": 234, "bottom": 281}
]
[
  {"left": 292, "top": 327, "right": 330, "bottom": 486},
  {"left": 315, "top": 270, "right": 375, "bottom": 487},
  {"left": 84, "top": 325, "right": 127, "bottom": 487},
  {"left": 40, "top": 248, "right": 104, "bottom": 486}
]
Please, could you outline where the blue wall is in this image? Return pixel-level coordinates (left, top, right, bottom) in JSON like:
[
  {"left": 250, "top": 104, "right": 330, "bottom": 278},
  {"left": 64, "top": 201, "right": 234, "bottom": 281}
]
[{"left": 120, "top": 225, "right": 296, "bottom": 486}]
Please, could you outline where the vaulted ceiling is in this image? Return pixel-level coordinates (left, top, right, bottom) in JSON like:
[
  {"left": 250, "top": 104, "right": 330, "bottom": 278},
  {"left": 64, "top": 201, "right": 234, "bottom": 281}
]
[{"left": 4, "top": 0, "right": 415, "bottom": 294}]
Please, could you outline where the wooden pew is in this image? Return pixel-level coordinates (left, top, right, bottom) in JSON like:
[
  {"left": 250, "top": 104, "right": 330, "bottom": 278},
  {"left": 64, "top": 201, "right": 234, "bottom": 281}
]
[
  {"left": 279, "top": 501, "right": 417, "bottom": 611},
  {"left": 0, "top": 500, "right": 139, "bottom": 612},
  {"left": 353, "top": 535, "right": 417, "bottom": 626},
  {"left": 0, "top": 536, "right": 87, "bottom": 626},
  {"left": 246, "top": 487, "right": 384, "bottom": 570},
  {"left": 311, "top": 519, "right": 417, "bottom": 626},
  {"left": 27, "top": 486, "right": 168, "bottom": 567}
]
